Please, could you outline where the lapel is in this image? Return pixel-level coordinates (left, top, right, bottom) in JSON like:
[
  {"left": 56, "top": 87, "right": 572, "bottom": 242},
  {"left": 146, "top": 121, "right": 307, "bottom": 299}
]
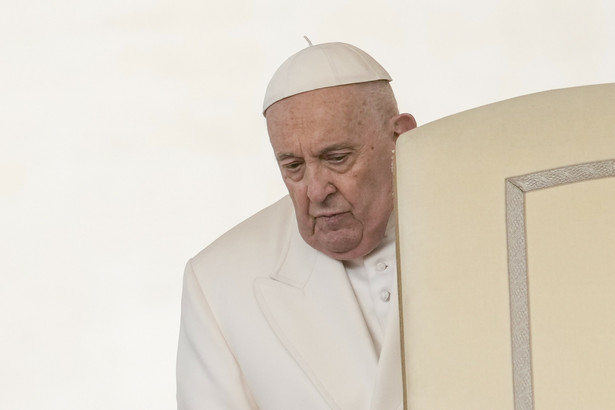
[{"left": 254, "top": 221, "right": 378, "bottom": 409}]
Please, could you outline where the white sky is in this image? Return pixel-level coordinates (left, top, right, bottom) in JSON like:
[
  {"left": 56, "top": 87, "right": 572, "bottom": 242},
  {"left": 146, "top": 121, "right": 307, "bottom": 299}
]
[{"left": 1, "top": 0, "right": 613, "bottom": 408}]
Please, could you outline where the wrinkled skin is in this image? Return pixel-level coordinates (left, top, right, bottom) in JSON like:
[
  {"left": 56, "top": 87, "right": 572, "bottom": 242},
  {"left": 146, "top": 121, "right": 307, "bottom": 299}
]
[{"left": 266, "top": 83, "right": 416, "bottom": 260}]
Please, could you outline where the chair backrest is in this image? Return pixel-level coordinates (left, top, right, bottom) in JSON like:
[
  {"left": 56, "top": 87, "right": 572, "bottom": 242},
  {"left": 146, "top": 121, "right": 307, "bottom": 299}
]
[{"left": 395, "top": 83, "right": 615, "bottom": 410}]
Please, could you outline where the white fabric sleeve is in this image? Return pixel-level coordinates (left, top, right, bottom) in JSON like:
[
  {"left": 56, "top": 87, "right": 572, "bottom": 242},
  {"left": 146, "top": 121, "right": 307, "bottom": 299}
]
[{"left": 176, "top": 260, "right": 258, "bottom": 409}]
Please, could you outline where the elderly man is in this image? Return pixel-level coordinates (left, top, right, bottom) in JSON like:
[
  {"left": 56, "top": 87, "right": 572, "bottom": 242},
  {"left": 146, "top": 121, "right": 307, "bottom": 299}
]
[{"left": 177, "top": 42, "right": 416, "bottom": 409}]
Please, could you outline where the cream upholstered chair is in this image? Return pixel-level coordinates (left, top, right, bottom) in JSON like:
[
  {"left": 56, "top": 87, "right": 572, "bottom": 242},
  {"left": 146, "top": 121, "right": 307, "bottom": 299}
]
[{"left": 394, "top": 83, "right": 615, "bottom": 410}]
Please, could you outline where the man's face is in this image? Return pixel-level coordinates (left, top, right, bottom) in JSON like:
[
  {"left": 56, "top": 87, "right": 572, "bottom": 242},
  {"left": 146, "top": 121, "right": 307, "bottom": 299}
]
[{"left": 266, "top": 84, "right": 410, "bottom": 260}]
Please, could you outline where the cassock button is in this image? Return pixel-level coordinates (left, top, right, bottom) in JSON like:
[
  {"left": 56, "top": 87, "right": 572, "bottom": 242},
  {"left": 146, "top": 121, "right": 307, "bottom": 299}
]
[
  {"left": 376, "top": 262, "right": 387, "bottom": 271},
  {"left": 380, "top": 290, "right": 391, "bottom": 302}
]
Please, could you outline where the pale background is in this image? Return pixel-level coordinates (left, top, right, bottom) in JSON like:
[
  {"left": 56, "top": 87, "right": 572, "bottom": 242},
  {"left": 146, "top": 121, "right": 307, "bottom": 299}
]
[{"left": 0, "top": 0, "right": 613, "bottom": 408}]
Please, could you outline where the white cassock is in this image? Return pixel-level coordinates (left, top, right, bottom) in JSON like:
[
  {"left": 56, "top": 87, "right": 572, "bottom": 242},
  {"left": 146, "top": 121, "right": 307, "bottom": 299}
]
[{"left": 177, "top": 195, "right": 403, "bottom": 409}]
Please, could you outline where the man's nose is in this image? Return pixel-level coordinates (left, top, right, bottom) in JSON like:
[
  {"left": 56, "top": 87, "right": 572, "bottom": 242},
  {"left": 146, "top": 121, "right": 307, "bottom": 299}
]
[{"left": 305, "top": 166, "right": 336, "bottom": 203}]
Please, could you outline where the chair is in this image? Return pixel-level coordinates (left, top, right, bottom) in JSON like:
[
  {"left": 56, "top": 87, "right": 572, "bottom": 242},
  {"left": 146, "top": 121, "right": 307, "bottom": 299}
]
[{"left": 395, "top": 83, "right": 615, "bottom": 409}]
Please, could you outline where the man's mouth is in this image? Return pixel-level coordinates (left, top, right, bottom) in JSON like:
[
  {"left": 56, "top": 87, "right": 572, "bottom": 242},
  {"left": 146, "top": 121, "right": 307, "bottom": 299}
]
[
  {"left": 314, "top": 211, "right": 351, "bottom": 226},
  {"left": 314, "top": 211, "right": 346, "bottom": 218}
]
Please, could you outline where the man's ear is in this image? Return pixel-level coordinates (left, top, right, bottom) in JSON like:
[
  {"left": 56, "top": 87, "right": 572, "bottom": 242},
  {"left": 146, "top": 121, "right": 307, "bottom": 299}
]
[{"left": 391, "top": 113, "right": 417, "bottom": 139}]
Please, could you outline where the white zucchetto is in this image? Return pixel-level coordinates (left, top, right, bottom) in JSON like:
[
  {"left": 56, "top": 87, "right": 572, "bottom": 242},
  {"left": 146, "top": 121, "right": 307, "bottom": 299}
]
[{"left": 263, "top": 42, "right": 392, "bottom": 115}]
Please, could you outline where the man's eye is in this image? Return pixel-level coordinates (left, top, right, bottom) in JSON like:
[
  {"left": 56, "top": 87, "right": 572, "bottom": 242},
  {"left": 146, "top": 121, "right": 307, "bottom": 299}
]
[
  {"left": 283, "top": 162, "right": 303, "bottom": 171},
  {"left": 327, "top": 154, "right": 348, "bottom": 163}
]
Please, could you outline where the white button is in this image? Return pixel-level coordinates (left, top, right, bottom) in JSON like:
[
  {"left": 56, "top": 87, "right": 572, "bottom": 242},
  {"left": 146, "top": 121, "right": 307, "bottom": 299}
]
[
  {"left": 376, "top": 262, "right": 387, "bottom": 271},
  {"left": 380, "top": 290, "right": 391, "bottom": 302}
]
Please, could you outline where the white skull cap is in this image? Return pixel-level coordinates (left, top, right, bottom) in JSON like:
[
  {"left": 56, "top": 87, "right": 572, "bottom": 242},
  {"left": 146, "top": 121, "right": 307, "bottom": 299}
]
[{"left": 262, "top": 42, "right": 392, "bottom": 115}]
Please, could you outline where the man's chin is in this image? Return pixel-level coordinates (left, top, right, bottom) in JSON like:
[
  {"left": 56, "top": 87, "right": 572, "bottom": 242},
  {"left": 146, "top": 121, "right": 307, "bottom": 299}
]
[
  {"left": 313, "top": 235, "right": 365, "bottom": 260},
  {"left": 299, "top": 224, "right": 376, "bottom": 259}
]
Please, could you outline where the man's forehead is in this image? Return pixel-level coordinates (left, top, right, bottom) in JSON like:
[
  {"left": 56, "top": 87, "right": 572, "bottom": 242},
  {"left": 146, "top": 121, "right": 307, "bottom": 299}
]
[
  {"left": 269, "top": 110, "right": 364, "bottom": 154},
  {"left": 268, "top": 93, "right": 362, "bottom": 140},
  {"left": 266, "top": 84, "right": 365, "bottom": 122}
]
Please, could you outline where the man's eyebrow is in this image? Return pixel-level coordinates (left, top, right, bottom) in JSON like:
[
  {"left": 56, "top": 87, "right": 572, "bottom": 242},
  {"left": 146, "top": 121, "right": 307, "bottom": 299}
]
[
  {"left": 276, "top": 143, "right": 355, "bottom": 161},
  {"left": 318, "top": 143, "right": 354, "bottom": 155},
  {"left": 276, "top": 152, "right": 297, "bottom": 161}
]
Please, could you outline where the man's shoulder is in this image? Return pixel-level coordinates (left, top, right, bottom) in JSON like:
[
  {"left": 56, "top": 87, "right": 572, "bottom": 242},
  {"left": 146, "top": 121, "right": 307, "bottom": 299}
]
[{"left": 189, "top": 196, "right": 295, "bottom": 280}]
